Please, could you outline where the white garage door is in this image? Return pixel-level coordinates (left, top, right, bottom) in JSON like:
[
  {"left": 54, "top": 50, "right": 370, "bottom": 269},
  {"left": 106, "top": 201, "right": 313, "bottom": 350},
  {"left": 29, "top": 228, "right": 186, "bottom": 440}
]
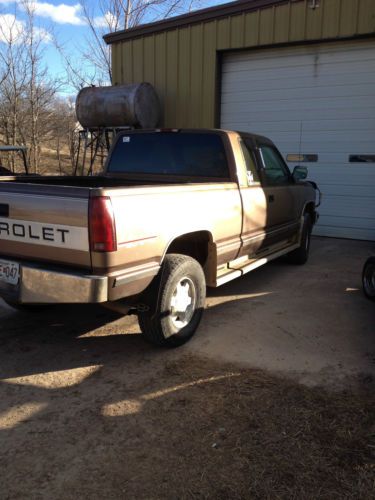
[{"left": 221, "top": 40, "right": 375, "bottom": 241}]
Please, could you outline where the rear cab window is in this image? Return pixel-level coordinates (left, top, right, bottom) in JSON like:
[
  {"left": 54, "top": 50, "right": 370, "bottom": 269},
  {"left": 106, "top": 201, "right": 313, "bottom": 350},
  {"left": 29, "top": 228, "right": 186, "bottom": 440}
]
[{"left": 107, "top": 132, "right": 230, "bottom": 180}]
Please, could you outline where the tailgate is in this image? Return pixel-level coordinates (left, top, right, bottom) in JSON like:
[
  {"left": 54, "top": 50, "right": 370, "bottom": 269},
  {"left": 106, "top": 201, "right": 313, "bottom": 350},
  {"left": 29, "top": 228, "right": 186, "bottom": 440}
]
[{"left": 0, "top": 183, "right": 91, "bottom": 268}]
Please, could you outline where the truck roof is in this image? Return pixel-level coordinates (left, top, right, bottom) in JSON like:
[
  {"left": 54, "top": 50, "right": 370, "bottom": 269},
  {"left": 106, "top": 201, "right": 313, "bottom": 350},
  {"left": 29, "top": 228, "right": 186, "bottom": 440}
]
[{"left": 116, "top": 128, "right": 274, "bottom": 145}]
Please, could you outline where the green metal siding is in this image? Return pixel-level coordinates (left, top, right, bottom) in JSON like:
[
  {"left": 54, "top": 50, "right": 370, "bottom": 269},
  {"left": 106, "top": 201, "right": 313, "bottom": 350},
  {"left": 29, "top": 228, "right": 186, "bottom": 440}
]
[{"left": 111, "top": 0, "right": 375, "bottom": 128}]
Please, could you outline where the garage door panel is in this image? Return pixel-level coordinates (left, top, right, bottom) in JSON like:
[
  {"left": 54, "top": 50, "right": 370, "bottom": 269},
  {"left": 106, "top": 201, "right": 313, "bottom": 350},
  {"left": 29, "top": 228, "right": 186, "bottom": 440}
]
[
  {"left": 300, "top": 140, "right": 375, "bottom": 152},
  {"left": 221, "top": 84, "right": 375, "bottom": 104},
  {"left": 222, "top": 122, "right": 375, "bottom": 140},
  {"left": 317, "top": 184, "right": 374, "bottom": 197},
  {"left": 252, "top": 130, "right": 375, "bottom": 143},
  {"left": 222, "top": 107, "right": 375, "bottom": 125},
  {"left": 221, "top": 41, "right": 375, "bottom": 240},
  {"left": 257, "top": 139, "right": 375, "bottom": 154},
  {"left": 222, "top": 64, "right": 375, "bottom": 84},
  {"left": 297, "top": 118, "right": 375, "bottom": 132},
  {"left": 255, "top": 136, "right": 375, "bottom": 153},
  {"left": 306, "top": 164, "right": 375, "bottom": 175},
  {"left": 222, "top": 73, "right": 375, "bottom": 93},
  {"left": 301, "top": 158, "right": 375, "bottom": 167},
  {"left": 223, "top": 43, "right": 375, "bottom": 69},
  {"left": 318, "top": 196, "right": 375, "bottom": 219},
  {"left": 315, "top": 225, "right": 375, "bottom": 240},
  {"left": 221, "top": 95, "right": 373, "bottom": 113},
  {"left": 307, "top": 172, "right": 375, "bottom": 188},
  {"left": 320, "top": 215, "right": 375, "bottom": 231},
  {"left": 223, "top": 118, "right": 375, "bottom": 134}
]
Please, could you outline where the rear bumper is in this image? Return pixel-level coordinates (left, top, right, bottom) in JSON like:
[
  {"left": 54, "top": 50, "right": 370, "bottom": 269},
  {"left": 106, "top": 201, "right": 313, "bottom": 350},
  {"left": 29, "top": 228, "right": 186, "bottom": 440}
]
[{"left": 0, "top": 263, "right": 108, "bottom": 304}]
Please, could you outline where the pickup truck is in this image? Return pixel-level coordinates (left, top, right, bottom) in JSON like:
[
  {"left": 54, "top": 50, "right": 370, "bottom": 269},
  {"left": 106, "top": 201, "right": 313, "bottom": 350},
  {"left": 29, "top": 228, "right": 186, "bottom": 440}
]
[{"left": 0, "top": 129, "right": 319, "bottom": 347}]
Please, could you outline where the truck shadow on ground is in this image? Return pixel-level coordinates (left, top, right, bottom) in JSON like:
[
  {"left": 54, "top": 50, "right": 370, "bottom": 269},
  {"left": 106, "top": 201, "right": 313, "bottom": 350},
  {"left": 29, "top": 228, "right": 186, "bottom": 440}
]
[
  {"left": 0, "top": 259, "right": 290, "bottom": 378},
  {"left": 0, "top": 249, "right": 374, "bottom": 383}
]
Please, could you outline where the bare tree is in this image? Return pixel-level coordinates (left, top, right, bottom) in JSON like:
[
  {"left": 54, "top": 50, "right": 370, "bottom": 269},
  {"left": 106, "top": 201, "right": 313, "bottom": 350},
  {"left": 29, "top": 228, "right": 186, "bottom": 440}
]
[
  {"left": 0, "top": 6, "right": 29, "bottom": 170},
  {"left": 58, "top": 0, "right": 207, "bottom": 88},
  {"left": 49, "top": 96, "right": 79, "bottom": 174},
  {"left": 0, "top": 60, "right": 9, "bottom": 87},
  {"left": 0, "top": 1, "right": 60, "bottom": 173},
  {"left": 21, "top": 0, "right": 58, "bottom": 172}
]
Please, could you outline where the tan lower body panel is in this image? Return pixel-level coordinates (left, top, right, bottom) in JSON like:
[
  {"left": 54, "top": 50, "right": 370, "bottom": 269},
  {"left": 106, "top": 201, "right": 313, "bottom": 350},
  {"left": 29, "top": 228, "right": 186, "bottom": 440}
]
[{"left": 214, "top": 242, "right": 299, "bottom": 287}]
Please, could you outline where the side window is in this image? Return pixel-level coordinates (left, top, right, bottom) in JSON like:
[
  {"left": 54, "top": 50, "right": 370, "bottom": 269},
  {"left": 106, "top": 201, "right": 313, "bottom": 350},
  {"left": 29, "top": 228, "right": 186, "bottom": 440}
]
[
  {"left": 259, "top": 145, "right": 291, "bottom": 185},
  {"left": 239, "top": 139, "right": 260, "bottom": 185}
]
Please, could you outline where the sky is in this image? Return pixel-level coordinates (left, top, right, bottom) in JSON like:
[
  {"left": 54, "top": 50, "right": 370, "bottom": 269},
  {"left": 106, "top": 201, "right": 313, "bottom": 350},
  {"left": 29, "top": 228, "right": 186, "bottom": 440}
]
[{"left": 0, "top": 0, "right": 227, "bottom": 96}]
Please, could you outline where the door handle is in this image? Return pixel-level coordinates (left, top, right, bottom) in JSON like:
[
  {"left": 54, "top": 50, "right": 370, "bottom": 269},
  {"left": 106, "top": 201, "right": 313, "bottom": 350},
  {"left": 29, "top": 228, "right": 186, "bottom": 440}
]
[{"left": 268, "top": 194, "right": 275, "bottom": 203}]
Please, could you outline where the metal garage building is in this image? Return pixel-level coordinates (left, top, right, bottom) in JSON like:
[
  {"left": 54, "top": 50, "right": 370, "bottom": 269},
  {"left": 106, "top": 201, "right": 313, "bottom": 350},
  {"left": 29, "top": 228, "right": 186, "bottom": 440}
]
[{"left": 104, "top": 0, "right": 375, "bottom": 241}]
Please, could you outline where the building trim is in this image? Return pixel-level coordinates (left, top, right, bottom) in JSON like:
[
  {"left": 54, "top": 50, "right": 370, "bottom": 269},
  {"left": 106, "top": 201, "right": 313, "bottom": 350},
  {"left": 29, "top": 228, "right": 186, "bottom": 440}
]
[{"left": 104, "top": 0, "right": 303, "bottom": 44}]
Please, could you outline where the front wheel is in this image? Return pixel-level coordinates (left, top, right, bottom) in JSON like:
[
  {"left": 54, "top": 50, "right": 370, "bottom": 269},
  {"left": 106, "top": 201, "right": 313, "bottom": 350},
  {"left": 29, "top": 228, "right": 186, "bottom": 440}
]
[
  {"left": 138, "top": 254, "right": 206, "bottom": 347},
  {"left": 287, "top": 213, "right": 312, "bottom": 265},
  {"left": 362, "top": 257, "right": 375, "bottom": 301}
]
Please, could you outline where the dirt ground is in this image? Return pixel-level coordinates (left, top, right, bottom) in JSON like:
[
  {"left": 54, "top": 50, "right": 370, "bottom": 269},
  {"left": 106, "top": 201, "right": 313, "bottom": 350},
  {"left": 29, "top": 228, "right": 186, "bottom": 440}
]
[
  {"left": 0, "top": 237, "right": 374, "bottom": 499},
  {"left": 187, "top": 236, "right": 375, "bottom": 388}
]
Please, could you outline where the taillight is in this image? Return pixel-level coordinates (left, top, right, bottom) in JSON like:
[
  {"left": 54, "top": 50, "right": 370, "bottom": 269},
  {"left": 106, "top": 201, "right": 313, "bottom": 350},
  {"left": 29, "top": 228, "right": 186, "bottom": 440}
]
[{"left": 89, "top": 196, "right": 117, "bottom": 252}]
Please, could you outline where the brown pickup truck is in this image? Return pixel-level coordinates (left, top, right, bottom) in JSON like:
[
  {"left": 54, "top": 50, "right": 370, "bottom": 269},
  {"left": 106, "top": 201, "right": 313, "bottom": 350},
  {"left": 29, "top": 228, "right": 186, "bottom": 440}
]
[{"left": 0, "top": 129, "right": 319, "bottom": 346}]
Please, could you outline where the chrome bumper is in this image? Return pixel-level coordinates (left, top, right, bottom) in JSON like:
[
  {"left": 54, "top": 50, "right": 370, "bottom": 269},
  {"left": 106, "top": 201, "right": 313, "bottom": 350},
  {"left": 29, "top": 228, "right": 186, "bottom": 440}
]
[{"left": 0, "top": 263, "right": 108, "bottom": 304}]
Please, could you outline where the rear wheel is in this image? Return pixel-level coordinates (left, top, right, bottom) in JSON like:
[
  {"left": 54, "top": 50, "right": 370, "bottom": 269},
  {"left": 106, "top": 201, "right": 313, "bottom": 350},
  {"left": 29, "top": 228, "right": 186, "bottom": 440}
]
[
  {"left": 138, "top": 254, "right": 206, "bottom": 347},
  {"left": 362, "top": 257, "right": 375, "bottom": 301},
  {"left": 287, "top": 213, "right": 312, "bottom": 265}
]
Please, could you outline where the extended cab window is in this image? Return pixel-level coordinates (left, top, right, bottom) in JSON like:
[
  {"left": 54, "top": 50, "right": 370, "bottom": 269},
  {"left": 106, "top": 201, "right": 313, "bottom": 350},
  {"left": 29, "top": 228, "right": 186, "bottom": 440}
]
[
  {"left": 239, "top": 139, "right": 260, "bottom": 185},
  {"left": 259, "top": 145, "right": 291, "bottom": 185},
  {"left": 107, "top": 132, "right": 229, "bottom": 178}
]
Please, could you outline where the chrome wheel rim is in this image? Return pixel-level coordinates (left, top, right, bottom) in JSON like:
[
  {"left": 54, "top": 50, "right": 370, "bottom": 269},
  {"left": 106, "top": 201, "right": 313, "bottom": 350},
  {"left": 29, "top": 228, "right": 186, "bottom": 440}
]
[
  {"left": 170, "top": 277, "right": 196, "bottom": 330},
  {"left": 363, "top": 263, "right": 375, "bottom": 296}
]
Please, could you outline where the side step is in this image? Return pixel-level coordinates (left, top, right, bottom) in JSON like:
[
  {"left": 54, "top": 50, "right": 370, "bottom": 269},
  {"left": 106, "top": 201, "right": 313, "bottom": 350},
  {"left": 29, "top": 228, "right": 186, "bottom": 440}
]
[{"left": 215, "top": 242, "right": 299, "bottom": 287}]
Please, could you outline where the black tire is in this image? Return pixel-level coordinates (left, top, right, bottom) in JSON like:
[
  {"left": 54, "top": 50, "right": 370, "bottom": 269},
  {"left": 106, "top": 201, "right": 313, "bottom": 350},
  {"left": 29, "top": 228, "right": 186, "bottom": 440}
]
[
  {"left": 138, "top": 254, "right": 206, "bottom": 347},
  {"left": 362, "top": 257, "right": 375, "bottom": 302},
  {"left": 287, "top": 213, "right": 312, "bottom": 265}
]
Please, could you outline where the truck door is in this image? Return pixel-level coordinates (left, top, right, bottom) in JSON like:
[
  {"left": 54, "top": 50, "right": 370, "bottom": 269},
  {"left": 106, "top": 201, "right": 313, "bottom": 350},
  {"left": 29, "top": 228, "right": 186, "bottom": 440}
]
[
  {"left": 256, "top": 141, "right": 300, "bottom": 249},
  {"left": 236, "top": 137, "right": 268, "bottom": 258}
]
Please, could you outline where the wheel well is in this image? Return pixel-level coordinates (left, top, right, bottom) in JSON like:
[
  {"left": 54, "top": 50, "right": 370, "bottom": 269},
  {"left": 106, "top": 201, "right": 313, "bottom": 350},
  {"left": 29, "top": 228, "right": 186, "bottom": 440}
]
[{"left": 165, "top": 231, "right": 212, "bottom": 268}]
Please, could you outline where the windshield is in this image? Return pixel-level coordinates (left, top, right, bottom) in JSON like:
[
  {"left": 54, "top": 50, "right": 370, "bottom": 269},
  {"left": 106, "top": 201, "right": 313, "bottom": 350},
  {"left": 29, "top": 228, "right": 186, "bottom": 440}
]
[{"left": 107, "top": 132, "right": 229, "bottom": 178}]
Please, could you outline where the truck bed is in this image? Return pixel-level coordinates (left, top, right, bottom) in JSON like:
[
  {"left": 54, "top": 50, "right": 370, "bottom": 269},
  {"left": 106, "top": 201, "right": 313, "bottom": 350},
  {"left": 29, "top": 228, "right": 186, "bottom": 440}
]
[{"left": 0, "top": 174, "right": 216, "bottom": 188}]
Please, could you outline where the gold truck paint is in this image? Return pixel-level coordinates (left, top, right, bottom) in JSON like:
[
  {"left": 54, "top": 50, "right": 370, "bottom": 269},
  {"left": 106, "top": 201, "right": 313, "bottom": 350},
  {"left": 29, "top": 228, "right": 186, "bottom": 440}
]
[{"left": 0, "top": 129, "right": 317, "bottom": 304}]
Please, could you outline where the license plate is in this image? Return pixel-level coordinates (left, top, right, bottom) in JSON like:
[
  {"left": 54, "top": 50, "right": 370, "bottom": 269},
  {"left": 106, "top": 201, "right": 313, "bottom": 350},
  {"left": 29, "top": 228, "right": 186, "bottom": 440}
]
[{"left": 0, "top": 259, "right": 20, "bottom": 285}]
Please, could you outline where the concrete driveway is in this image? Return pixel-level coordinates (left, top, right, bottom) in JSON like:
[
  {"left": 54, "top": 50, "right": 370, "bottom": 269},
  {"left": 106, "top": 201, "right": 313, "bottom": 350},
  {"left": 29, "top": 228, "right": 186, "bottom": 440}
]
[
  {"left": 0, "top": 237, "right": 374, "bottom": 387},
  {"left": 189, "top": 236, "right": 375, "bottom": 387}
]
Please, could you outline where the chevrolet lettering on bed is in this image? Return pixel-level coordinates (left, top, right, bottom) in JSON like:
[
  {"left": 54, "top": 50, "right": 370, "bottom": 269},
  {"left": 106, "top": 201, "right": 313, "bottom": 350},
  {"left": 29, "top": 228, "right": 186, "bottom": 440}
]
[
  {"left": 0, "top": 218, "right": 88, "bottom": 250},
  {"left": 0, "top": 219, "right": 69, "bottom": 242},
  {"left": 0, "top": 217, "right": 89, "bottom": 251},
  {"left": 0, "top": 129, "right": 319, "bottom": 347}
]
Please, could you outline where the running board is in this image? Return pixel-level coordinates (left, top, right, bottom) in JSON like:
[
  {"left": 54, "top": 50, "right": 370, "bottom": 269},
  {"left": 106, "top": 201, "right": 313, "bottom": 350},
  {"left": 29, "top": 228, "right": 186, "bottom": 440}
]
[{"left": 215, "top": 243, "right": 300, "bottom": 287}]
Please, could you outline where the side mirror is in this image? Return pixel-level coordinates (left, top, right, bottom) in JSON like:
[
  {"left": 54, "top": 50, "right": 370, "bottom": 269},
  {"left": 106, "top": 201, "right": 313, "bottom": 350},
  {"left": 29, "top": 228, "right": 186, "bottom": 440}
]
[{"left": 293, "top": 165, "right": 308, "bottom": 181}]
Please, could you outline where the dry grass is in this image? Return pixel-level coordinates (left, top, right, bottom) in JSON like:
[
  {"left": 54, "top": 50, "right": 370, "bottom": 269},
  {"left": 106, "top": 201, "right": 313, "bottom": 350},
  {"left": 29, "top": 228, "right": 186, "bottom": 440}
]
[
  {"left": 1, "top": 344, "right": 373, "bottom": 499},
  {"left": 147, "top": 357, "right": 375, "bottom": 500}
]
